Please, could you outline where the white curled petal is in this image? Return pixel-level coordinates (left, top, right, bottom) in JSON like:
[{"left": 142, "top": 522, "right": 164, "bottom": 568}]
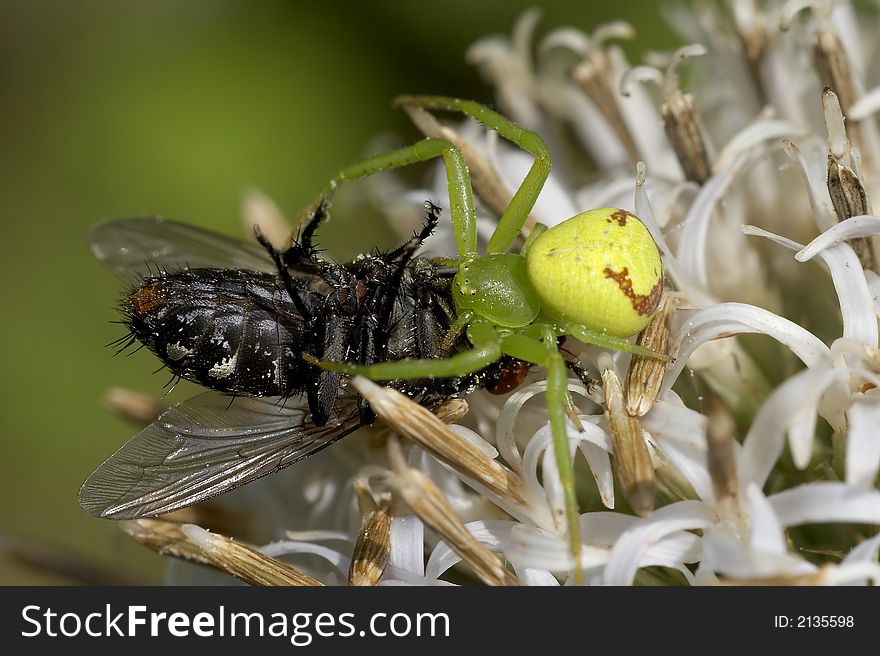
[
  {"left": 850, "top": 86, "right": 880, "bottom": 121},
  {"left": 282, "top": 530, "right": 353, "bottom": 543},
  {"left": 801, "top": 243, "right": 876, "bottom": 347},
  {"left": 496, "top": 381, "right": 596, "bottom": 474},
  {"left": 769, "top": 482, "right": 880, "bottom": 527},
  {"left": 580, "top": 512, "right": 639, "bottom": 545},
  {"left": 424, "top": 520, "right": 508, "bottom": 581},
  {"left": 677, "top": 153, "right": 750, "bottom": 289},
  {"left": 699, "top": 530, "right": 816, "bottom": 580},
  {"left": 577, "top": 435, "right": 615, "bottom": 509},
  {"left": 746, "top": 484, "right": 786, "bottom": 554},
  {"left": 842, "top": 531, "right": 880, "bottom": 566},
  {"left": 389, "top": 515, "right": 424, "bottom": 576},
  {"left": 260, "top": 541, "right": 349, "bottom": 574},
  {"left": 513, "top": 565, "right": 559, "bottom": 586},
  {"left": 845, "top": 399, "right": 880, "bottom": 488},
  {"left": 603, "top": 500, "right": 717, "bottom": 585},
  {"left": 502, "top": 523, "right": 610, "bottom": 571},
  {"left": 745, "top": 226, "right": 877, "bottom": 348},
  {"left": 447, "top": 425, "right": 499, "bottom": 459},
  {"left": 740, "top": 366, "right": 843, "bottom": 488},
  {"left": 780, "top": 138, "right": 837, "bottom": 231},
  {"left": 524, "top": 417, "right": 613, "bottom": 514},
  {"left": 651, "top": 434, "right": 714, "bottom": 503},
  {"left": 643, "top": 533, "right": 702, "bottom": 569},
  {"left": 538, "top": 27, "right": 590, "bottom": 57},
  {"left": 865, "top": 271, "right": 880, "bottom": 316},
  {"left": 640, "top": 398, "right": 708, "bottom": 448},
  {"left": 796, "top": 215, "right": 880, "bottom": 261},
  {"left": 820, "top": 563, "right": 880, "bottom": 585},
  {"left": 664, "top": 302, "right": 830, "bottom": 390},
  {"left": 714, "top": 119, "right": 803, "bottom": 171}
]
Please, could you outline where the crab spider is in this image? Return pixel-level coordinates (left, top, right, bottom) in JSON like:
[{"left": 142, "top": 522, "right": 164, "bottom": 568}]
[{"left": 307, "top": 96, "right": 664, "bottom": 581}]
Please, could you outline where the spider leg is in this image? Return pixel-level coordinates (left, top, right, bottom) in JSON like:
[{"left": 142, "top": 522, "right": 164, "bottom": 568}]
[
  {"left": 495, "top": 330, "right": 584, "bottom": 584},
  {"left": 561, "top": 321, "right": 669, "bottom": 360},
  {"left": 393, "top": 95, "right": 552, "bottom": 255},
  {"left": 300, "top": 138, "right": 478, "bottom": 258}
]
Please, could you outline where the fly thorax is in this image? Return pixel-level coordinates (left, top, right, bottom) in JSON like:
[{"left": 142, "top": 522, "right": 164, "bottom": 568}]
[{"left": 451, "top": 253, "right": 541, "bottom": 329}]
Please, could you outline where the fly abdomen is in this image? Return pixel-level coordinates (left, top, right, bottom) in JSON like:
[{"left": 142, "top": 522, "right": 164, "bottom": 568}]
[{"left": 125, "top": 268, "right": 312, "bottom": 397}]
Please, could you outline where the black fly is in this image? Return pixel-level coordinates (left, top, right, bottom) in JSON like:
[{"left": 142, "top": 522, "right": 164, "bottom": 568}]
[{"left": 80, "top": 202, "right": 513, "bottom": 519}]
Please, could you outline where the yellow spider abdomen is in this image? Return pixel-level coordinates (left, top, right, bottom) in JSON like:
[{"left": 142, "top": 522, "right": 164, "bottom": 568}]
[{"left": 525, "top": 208, "right": 663, "bottom": 337}]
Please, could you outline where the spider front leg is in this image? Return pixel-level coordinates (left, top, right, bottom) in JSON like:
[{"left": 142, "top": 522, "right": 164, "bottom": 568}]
[
  {"left": 300, "top": 138, "right": 478, "bottom": 257},
  {"left": 393, "top": 96, "right": 552, "bottom": 254},
  {"left": 307, "top": 321, "right": 502, "bottom": 380}
]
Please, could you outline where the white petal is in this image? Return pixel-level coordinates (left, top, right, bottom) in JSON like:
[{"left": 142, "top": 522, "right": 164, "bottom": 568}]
[
  {"left": 745, "top": 484, "right": 786, "bottom": 554},
  {"left": 261, "top": 540, "right": 349, "bottom": 574},
  {"left": 603, "top": 500, "right": 716, "bottom": 585},
  {"left": 843, "top": 530, "right": 880, "bottom": 566},
  {"left": 580, "top": 511, "right": 639, "bottom": 545},
  {"left": 850, "top": 86, "right": 880, "bottom": 121},
  {"left": 780, "top": 139, "right": 837, "bottom": 230},
  {"left": 640, "top": 397, "right": 708, "bottom": 449},
  {"left": 390, "top": 515, "right": 424, "bottom": 576},
  {"left": 769, "top": 482, "right": 880, "bottom": 526},
  {"left": 495, "top": 380, "right": 598, "bottom": 474},
  {"left": 664, "top": 302, "right": 830, "bottom": 391},
  {"left": 610, "top": 48, "right": 682, "bottom": 177},
  {"left": 652, "top": 432, "right": 714, "bottom": 503},
  {"left": 700, "top": 530, "right": 816, "bottom": 580},
  {"left": 513, "top": 565, "right": 560, "bottom": 586},
  {"left": 677, "top": 152, "right": 758, "bottom": 289},
  {"left": 524, "top": 418, "right": 613, "bottom": 517},
  {"left": 820, "top": 562, "right": 880, "bottom": 586},
  {"left": 503, "top": 523, "right": 611, "bottom": 571},
  {"left": 865, "top": 271, "right": 880, "bottom": 316},
  {"left": 423, "top": 520, "right": 509, "bottom": 581},
  {"left": 745, "top": 225, "right": 878, "bottom": 348},
  {"left": 740, "top": 366, "right": 842, "bottom": 488},
  {"left": 578, "top": 437, "right": 615, "bottom": 509},
  {"left": 447, "top": 424, "right": 499, "bottom": 459},
  {"left": 796, "top": 215, "right": 880, "bottom": 262},
  {"left": 714, "top": 119, "right": 803, "bottom": 171},
  {"left": 845, "top": 398, "right": 880, "bottom": 488}
]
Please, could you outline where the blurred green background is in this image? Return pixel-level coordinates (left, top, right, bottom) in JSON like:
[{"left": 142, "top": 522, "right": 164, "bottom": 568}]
[{"left": 0, "top": 0, "right": 674, "bottom": 583}]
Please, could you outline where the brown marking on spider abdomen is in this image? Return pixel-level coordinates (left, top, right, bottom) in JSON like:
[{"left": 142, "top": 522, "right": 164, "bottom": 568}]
[
  {"left": 603, "top": 267, "right": 663, "bottom": 315},
  {"left": 606, "top": 209, "right": 634, "bottom": 227},
  {"left": 129, "top": 282, "right": 165, "bottom": 318}
]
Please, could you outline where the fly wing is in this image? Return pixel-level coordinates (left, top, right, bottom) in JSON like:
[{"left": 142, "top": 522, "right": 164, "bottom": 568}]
[
  {"left": 78, "top": 391, "right": 363, "bottom": 519},
  {"left": 89, "top": 217, "right": 278, "bottom": 281}
]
